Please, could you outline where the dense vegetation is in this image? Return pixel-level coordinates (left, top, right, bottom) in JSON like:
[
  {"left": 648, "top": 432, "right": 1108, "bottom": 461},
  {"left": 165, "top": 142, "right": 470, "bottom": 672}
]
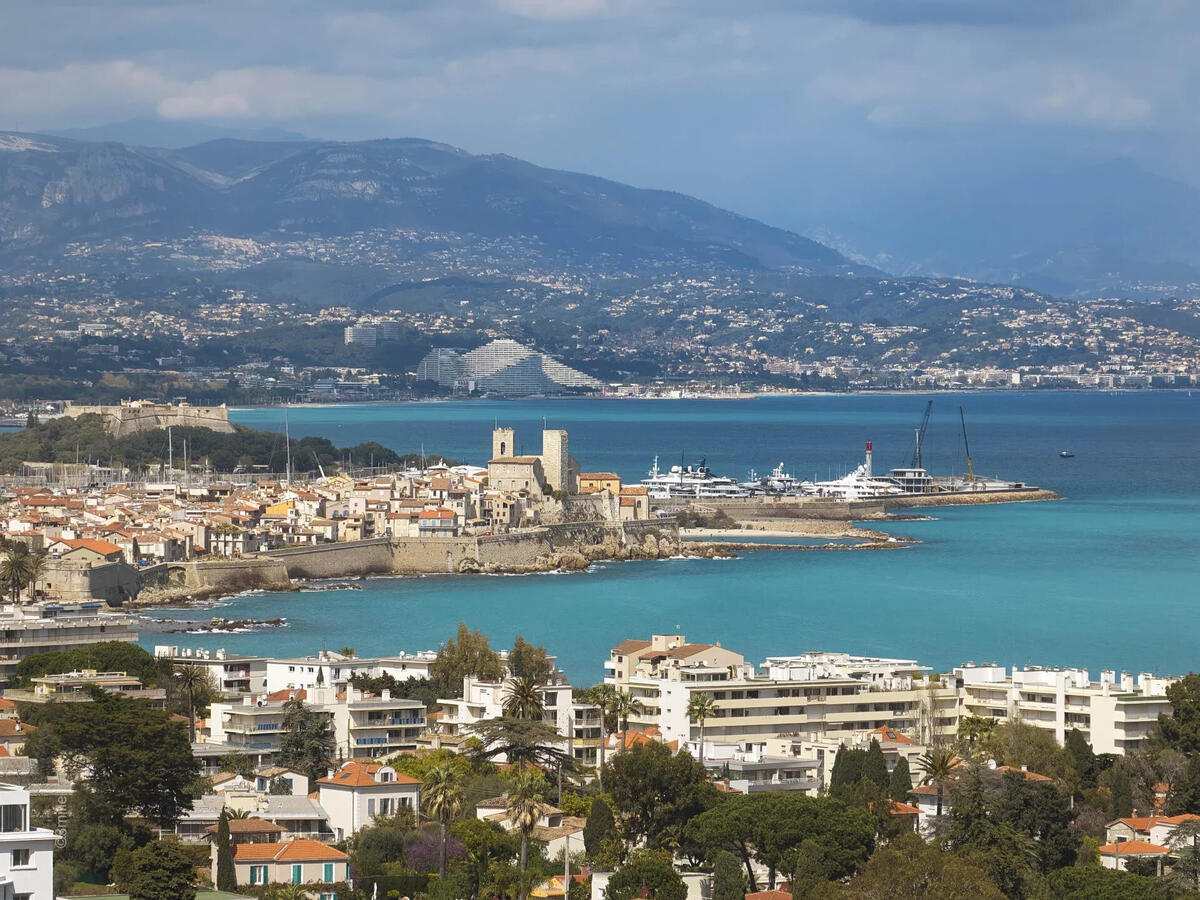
[{"left": 0, "top": 413, "right": 411, "bottom": 473}]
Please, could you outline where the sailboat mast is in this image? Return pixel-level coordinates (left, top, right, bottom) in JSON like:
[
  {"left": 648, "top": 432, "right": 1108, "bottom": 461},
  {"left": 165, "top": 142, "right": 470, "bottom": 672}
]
[
  {"left": 284, "top": 406, "right": 292, "bottom": 486},
  {"left": 168, "top": 426, "right": 173, "bottom": 480}
]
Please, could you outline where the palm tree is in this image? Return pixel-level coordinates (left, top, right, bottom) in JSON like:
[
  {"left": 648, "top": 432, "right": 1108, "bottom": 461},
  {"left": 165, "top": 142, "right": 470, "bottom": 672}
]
[
  {"left": 423, "top": 762, "right": 465, "bottom": 882},
  {"left": 956, "top": 715, "right": 996, "bottom": 751},
  {"left": 918, "top": 748, "right": 958, "bottom": 818},
  {"left": 503, "top": 676, "right": 545, "bottom": 722},
  {"left": 611, "top": 690, "right": 644, "bottom": 738},
  {"left": 174, "top": 663, "right": 213, "bottom": 742},
  {"left": 22, "top": 553, "right": 47, "bottom": 604},
  {"left": 506, "top": 767, "right": 549, "bottom": 900},
  {"left": 586, "top": 684, "right": 617, "bottom": 788},
  {"left": 0, "top": 549, "right": 31, "bottom": 605},
  {"left": 686, "top": 692, "right": 718, "bottom": 766},
  {"left": 266, "top": 884, "right": 311, "bottom": 900}
]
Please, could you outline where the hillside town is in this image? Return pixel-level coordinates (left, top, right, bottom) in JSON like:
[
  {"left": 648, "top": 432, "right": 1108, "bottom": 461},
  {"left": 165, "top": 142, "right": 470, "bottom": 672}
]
[{"left": 2, "top": 620, "right": 1199, "bottom": 898}]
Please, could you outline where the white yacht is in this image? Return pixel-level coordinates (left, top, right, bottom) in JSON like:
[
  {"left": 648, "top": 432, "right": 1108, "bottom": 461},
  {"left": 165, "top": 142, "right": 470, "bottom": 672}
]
[
  {"left": 742, "top": 462, "right": 813, "bottom": 496},
  {"left": 641, "top": 456, "right": 751, "bottom": 499}
]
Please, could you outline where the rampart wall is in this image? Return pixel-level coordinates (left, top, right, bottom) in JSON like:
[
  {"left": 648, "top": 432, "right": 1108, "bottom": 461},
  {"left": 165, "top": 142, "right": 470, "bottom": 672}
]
[{"left": 63, "top": 402, "right": 236, "bottom": 436}]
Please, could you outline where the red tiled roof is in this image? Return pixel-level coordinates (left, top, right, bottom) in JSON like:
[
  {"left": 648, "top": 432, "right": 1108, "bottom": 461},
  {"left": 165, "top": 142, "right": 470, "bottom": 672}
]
[
  {"left": 1099, "top": 840, "right": 1170, "bottom": 855},
  {"left": 317, "top": 761, "right": 419, "bottom": 788},
  {"left": 233, "top": 839, "right": 348, "bottom": 862},
  {"left": 868, "top": 725, "right": 915, "bottom": 745},
  {"left": 611, "top": 640, "right": 651, "bottom": 654}
]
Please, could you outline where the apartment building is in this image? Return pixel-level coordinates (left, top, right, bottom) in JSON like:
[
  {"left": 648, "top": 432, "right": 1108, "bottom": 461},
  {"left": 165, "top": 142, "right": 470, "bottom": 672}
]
[
  {"left": 264, "top": 650, "right": 436, "bottom": 694},
  {"left": 154, "top": 645, "right": 269, "bottom": 696},
  {"left": 0, "top": 783, "right": 56, "bottom": 900},
  {"left": 954, "top": 664, "right": 1174, "bottom": 754},
  {"left": 0, "top": 602, "right": 138, "bottom": 686},
  {"left": 605, "top": 636, "right": 958, "bottom": 748},
  {"left": 437, "top": 675, "right": 603, "bottom": 768}
]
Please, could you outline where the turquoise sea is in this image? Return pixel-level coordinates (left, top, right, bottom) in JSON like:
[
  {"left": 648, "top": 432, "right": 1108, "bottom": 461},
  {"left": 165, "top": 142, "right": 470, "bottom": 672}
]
[{"left": 141, "top": 392, "right": 1200, "bottom": 684}]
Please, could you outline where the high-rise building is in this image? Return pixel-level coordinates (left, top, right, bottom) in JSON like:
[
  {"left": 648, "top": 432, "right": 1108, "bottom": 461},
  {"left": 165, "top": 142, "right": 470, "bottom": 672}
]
[
  {"left": 414, "top": 339, "right": 601, "bottom": 396},
  {"left": 343, "top": 325, "right": 378, "bottom": 347}
]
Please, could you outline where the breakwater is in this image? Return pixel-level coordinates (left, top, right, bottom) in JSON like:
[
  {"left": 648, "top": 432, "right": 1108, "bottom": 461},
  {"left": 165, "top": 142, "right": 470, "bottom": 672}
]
[{"left": 885, "top": 487, "right": 1060, "bottom": 508}]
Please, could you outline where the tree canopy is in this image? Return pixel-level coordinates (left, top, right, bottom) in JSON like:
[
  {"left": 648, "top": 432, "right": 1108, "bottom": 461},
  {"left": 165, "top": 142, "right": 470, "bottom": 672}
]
[
  {"left": 605, "top": 850, "right": 688, "bottom": 900},
  {"left": 604, "top": 742, "right": 718, "bottom": 851},
  {"left": 24, "top": 693, "right": 198, "bottom": 829},
  {"left": 431, "top": 623, "right": 506, "bottom": 696}
]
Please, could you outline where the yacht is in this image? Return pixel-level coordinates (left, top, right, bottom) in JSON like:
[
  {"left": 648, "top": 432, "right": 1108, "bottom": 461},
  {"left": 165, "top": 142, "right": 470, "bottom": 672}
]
[
  {"left": 742, "top": 462, "right": 812, "bottom": 496},
  {"left": 641, "top": 456, "right": 751, "bottom": 499}
]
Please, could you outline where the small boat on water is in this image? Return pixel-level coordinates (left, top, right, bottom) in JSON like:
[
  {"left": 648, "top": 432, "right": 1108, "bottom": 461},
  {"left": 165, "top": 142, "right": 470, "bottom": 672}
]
[{"left": 1059, "top": 450, "right": 1075, "bottom": 458}]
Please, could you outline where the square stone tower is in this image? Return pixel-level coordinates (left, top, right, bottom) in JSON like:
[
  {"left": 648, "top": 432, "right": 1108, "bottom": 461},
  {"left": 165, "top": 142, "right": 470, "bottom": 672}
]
[
  {"left": 541, "top": 429, "right": 569, "bottom": 493},
  {"left": 492, "top": 427, "right": 515, "bottom": 460}
]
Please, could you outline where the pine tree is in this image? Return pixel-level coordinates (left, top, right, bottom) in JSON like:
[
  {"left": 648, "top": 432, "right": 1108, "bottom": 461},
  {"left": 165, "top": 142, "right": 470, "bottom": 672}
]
[
  {"left": 1065, "top": 728, "right": 1098, "bottom": 790},
  {"left": 863, "top": 739, "right": 889, "bottom": 791},
  {"left": 889, "top": 756, "right": 913, "bottom": 800},
  {"left": 215, "top": 811, "right": 236, "bottom": 892}
]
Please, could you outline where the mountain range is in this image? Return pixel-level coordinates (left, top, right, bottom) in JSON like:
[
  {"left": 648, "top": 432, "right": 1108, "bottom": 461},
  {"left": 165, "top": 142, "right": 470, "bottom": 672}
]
[{"left": 0, "top": 131, "right": 858, "bottom": 276}]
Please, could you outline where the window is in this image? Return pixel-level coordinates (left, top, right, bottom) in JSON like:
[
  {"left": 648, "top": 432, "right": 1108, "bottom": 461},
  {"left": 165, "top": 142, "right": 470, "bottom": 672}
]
[
  {"left": 250, "top": 865, "right": 268, "bottom": 885},
  {"left": 0, "top": 804, "right": 25, "bottom": 832},
  {"left": 293, "top": 863, "right": 303, "bottom": 883},
  {"left": 324, "top": 862, "right": 335, "bottom": 883},
  {"left": 367, "top": 798, "right": 376, "bottom": 816},
  {"left": 12, "top": 848, "right": 31, "bottom": 866}
]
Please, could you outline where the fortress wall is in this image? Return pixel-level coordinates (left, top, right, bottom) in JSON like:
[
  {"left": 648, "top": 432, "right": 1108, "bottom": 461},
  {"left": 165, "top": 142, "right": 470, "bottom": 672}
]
[
  {"left": 390, "top": 538, "right": 481, "bottom": 574},
  {"left": 474, "top": 530, "right": 556, "bottom": 568},
  {"left": 653, "top": 497, "right": 884, "bottom": 520},
  {"left": 265, "top": 538, "right": 395, "bottom": 579},
  {"left": 175, "top": 558, "right": 291, "bottom": 591},
  {"left": 63, "top": 403, "right": 236, "bottom": 436}
]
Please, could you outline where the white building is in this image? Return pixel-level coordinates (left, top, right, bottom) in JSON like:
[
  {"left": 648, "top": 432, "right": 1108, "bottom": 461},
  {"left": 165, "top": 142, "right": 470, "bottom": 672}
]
[
  {"left": 265, "top": 650, "right": 436, "bottom": 694},
  {"left": 0, "top": 602, "right": 138, "bottom": 686},
  {"left": 437, "top": 675, "right": 602, "bottom": 768},
  {"left": 955, "top": 664, "right": 1175, "bottom": 754},
  {"left": 153, "top": 646, "right": 268, "bottom": 696},
  {"left": 606, "top": 636, "right": 958, "bottom": 748},
  {"left": 317, "top": 761, "right": 420, "bottom": 841},
  {"left": 0, "top": 783, "right": 56, "bottom": 900}
]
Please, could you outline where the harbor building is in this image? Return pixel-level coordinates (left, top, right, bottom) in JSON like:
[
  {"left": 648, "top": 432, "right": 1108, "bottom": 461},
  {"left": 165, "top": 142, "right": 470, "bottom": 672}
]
[
  {"left": 954, "top": 663, "right": 1174, "bottom": 754},
  {"left": 0, "top": 783, "right": 57, "bottom": 900},
  {"left": 0, "top": 602, "right": 138, "bottom": 687}
]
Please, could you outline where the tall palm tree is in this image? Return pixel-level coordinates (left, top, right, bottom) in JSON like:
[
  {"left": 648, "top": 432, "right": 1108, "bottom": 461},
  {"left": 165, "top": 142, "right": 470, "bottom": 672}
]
[
  {"left": 22, "top": 553, "right": 47, "bottom": 604},
  {"left": 686, "top": 692, "right": 718, "bottom": 766},
  {"left": 0, "top": 549, "right": 31, "bottom": 605},
  {"left": 423, "top": 762, "right": 465, "bottom": 883},
  {"left": 506, "top": 767, "right": 549, "bottom": 900},
  {"left": 174, "top": 663, "right": 213, "bottom": 742},
  {"left": 612, "top": 690, "right": 644, "bottom": 737},
  {"left": 586, "top": 684, "right": 617, "bottom": 788},
  {"left": 503, "top": 676, "right": 545, "bottom": 722},
  {"left": 918, "top": 748, "right": 958, "bottom": 818}
]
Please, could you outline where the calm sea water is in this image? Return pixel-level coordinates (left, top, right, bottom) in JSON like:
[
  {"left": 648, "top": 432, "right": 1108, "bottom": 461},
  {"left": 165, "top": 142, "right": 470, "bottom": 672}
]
[{"left": 142, "top": 392, "right": 1200, "bottom": 683}]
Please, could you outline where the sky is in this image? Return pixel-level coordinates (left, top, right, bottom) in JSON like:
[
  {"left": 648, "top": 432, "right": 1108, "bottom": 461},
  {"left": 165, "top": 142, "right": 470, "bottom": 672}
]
[{"left": 3, "top": 0, "right": 1199, "bottom": 248}]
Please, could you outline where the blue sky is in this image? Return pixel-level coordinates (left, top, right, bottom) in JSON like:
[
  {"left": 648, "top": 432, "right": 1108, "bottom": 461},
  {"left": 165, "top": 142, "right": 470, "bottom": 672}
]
[{"left": 4, "top": 0, "right": 1197, "bottom": 242}]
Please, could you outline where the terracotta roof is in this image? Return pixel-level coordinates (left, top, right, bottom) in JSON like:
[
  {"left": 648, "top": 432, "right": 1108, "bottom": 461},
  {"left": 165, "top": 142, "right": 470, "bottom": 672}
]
[
  {"left": 619, "top": 486, "right": 648, "bottom": 496},
  {"left": 233, "top": 839, "right": 348, "bottom": 862},
  {"left": 205, "top": 817, "right": 286, "bottom": 835},
  {"left": 0, "top": 719, "right": 34, "bottom": 738},
  {"left": 490, "top": 456, "right": 541, "bottom": 464},
  {"left": 611, "top": 639, "right": 651, "bottom": 654},
  {"left": 867, "top": 725, "right": 915, "bottom": 745},
  {"left": 55, "top": 537, "right": 123, "bottom": 556},
  {"left": 1099, "top": 840, "right": 1170, "bottom": 855},
  {"left": 265, "top": 688, "right": 307, "bottom": 702},
  {"left": 994, "top": 766, "right": 1054, "bottom": 783},
  {"left": 746, "top": 891, "right": 792, "bottom": 900},
  {"left": 0, "top": 698, "right": 15, "bottom": 710},
  {"left": 580, "top": 473, "right": 619, "bottom": 480},
  {"left": 317, "top": 761, "right": 419, "bottom": 788}
]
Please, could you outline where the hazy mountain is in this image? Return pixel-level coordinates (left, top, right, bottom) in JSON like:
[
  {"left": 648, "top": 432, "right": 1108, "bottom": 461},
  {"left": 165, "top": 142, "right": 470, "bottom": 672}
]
[
  {"left": 0, "top": 132, "right": 859, "bottom": 275},
  {"left": 806, "top": 159, "right": 1200, "bottom": 298},
  {"left": 50, "top": 118, "right": 310, "bottom": 148}
]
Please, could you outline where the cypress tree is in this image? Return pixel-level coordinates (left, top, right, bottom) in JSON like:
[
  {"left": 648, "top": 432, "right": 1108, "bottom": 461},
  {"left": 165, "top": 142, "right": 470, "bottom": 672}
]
[
  {"left": 215, "top": 810, "right": 236, "bottom": 891},
  {"left": 889, "top": 756, "right": 913, "bottom": 800},
  {"left": 863, "top": 739, "right": 889, "bottom": 791},
  {"left": 829, "top": 747, "right": 865, "bottom": 799},
  {"left": 711, "top": 850, "right": 745, "bottom": 900},
  {"left": 1065, "top": 729, "right": 1097, "bottom": 790},
  {"left": 583, "top": 797, "right": 617, "bottom": 859}
]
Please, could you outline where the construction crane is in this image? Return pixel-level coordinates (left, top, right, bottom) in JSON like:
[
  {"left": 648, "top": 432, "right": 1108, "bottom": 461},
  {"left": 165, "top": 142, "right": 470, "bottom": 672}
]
[
  {"left": 959, "top": 406, "right": 974, "bottom": 482},
  {"left": 910, "top": 400, "right": 933, "bottom": 469}
]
